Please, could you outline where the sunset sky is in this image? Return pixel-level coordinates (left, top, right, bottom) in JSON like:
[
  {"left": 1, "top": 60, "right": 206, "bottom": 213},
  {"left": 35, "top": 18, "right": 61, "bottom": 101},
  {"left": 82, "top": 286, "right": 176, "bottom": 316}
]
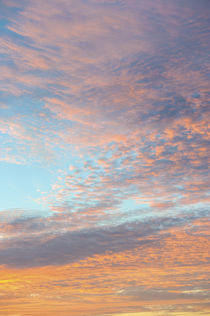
[{"left": 0, "top": 0, "right": 209, "bottom": 315}]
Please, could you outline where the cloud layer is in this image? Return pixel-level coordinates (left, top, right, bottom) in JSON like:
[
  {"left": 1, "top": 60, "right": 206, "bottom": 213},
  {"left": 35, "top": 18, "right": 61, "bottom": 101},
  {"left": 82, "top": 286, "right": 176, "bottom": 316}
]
[{"left": 0, "top": 0, "right": 209, "bottom": 315}]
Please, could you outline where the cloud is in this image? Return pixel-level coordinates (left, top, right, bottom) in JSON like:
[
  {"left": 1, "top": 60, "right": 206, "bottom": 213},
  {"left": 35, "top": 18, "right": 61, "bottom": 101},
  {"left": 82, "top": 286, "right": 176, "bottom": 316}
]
[
  {"left": 0, "top": 213, "right": 209, "bottom": 315},
  {"left": 0, "top": 1, "right": 209, "bottom": 314},
  {"left": 0, "top": 210, "right": 209, "bottom": 268},
  {"left": 0, "top": 0, "right": 208, "bottom": 213}
]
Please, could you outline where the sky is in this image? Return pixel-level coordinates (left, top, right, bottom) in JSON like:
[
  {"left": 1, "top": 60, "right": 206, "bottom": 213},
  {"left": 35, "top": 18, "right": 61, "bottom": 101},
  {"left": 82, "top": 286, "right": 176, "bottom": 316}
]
[{"left": 0, "top": 0, "right": 209, "bottom": 315}]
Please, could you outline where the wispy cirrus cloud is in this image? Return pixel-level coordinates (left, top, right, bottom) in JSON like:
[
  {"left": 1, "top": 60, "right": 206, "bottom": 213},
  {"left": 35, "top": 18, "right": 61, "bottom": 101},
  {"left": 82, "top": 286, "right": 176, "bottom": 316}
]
[{"left": 1, "top": 0, "right": 209, "bottom": 213}]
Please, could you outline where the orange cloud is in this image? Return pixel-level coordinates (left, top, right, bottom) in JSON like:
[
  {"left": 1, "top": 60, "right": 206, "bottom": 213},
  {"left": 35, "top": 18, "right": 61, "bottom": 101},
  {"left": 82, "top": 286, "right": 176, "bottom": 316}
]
[{"left": 0, "top": 218, "right": 209, "bottom": 315}]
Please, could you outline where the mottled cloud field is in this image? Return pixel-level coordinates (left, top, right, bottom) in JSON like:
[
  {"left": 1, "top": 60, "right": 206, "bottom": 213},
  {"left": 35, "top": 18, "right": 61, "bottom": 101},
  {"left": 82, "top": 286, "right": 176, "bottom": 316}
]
[{"left": 0, "top": 0, "right": 209, "bottom": 315}]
